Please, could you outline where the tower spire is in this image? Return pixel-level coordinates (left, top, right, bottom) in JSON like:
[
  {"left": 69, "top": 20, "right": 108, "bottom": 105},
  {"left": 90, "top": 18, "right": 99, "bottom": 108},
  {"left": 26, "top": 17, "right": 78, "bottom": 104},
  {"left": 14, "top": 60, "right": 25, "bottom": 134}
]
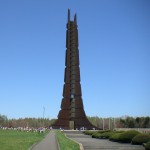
[
  {"left": 74, "top": 13, "right": 77, "bottom": 24},
  {"left": 52, "top": 10, "right": 96, "bottom": 130},
  {"left": 68, "top": 9, "right": 70, "bottom": 22}
]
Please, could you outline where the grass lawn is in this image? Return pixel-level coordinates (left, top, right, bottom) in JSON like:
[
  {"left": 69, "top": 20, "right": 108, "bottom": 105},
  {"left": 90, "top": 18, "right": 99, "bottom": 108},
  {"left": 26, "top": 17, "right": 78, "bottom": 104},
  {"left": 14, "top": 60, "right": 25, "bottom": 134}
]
[
  {"left": 0, "top": 129, "right": 49, "bottom": 150},
  {"left": 56, "top": 130, "right": 80, "bottom": 150}
]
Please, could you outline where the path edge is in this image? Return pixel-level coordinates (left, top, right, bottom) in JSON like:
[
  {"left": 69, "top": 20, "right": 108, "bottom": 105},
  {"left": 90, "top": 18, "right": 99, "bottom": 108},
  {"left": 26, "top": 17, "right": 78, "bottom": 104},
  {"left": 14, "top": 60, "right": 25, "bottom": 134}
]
[
  {"left": 63, "top": 132, "right": 84, "bottom": 150},
  {"left": 55, "top": 130, "right": 61, "bottom": 150},
  {"left": 28, "top": 140, "right": 41, "bottom": 150},
  {"left": 28, "top": 131, "right": 50, "bottom": 150}
]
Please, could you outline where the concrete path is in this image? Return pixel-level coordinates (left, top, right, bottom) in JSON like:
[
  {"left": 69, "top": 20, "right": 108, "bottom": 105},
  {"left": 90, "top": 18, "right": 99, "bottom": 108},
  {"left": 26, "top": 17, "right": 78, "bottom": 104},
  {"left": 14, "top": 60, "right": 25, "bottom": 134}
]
[
  {"left": 31, "top": 130, "right": 58, "bottom": 150},
  {"left": 64, "top": 131, "right": 145, "bottom": 150}
]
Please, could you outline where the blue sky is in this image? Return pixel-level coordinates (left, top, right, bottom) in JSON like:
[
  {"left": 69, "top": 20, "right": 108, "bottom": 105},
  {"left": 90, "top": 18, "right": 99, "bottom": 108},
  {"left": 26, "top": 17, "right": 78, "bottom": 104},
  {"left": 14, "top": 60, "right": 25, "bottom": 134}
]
[{"left": 0, "top": 0, "right": 150, "bottom": 119}]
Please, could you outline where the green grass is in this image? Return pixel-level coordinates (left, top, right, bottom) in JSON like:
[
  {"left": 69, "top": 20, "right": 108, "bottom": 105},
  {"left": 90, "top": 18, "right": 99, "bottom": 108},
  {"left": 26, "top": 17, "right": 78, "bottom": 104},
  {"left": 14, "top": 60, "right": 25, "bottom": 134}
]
[
  {"left": 56, "top": 131, "right": 80, "bottom": 150},
  {"left": 0, "top": 129, "right": 49, "bottom": 150}
]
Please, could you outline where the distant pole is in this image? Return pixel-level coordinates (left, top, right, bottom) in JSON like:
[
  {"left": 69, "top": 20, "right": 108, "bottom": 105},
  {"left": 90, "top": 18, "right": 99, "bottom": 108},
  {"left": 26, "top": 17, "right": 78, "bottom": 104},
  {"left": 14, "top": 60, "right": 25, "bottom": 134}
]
[
  {"left": 114, "top": 118, "right": 116, "bottom": 129},
  {"left": 109, "top": 118, "right": 111, "bottom": 130},
  {"left": 27, "top": 122, "right": 28, "bottom": 129},
  {"left": 43, "top": 107, "right": 45, "bottom": 127},
  {"left": 103, "top": 118, "right": 105, "bottom": 130}
]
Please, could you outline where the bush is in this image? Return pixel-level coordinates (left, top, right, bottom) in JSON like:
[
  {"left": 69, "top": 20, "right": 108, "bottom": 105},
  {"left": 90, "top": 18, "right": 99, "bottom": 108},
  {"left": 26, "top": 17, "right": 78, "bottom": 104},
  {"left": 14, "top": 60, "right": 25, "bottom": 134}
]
[
  {"left": 109, "top": 133, "right": 122, "bottom": 142},
  {"left": 132, "top": 133, "right": 150, "bottom": 145},
  {"left": 85, "top": 130, "right": 125, "bottom": 140},
  {"left": 83, "top": 130, "right": 96, "bottom": 135},
  {"left": 113, "top": 130, "right": 125, "bottom": 134},
  {"left": 91, "top": 130, "right": 112, "bottom": 138},
  {"left": 145, "top": 141, "right": 150, "bottom": 150},
  {"left": 92, "top": 132, "right": 102, "bottom": 138},
  {"left": 118, "top": 130, "right": 140, "bottom": 143},
  {"left": 99, "top": 131, "right": 114, "bottom": 139},
  {"left": 109, "top": 130, "right": 140, "bottom": 143},
  {"left": 84, "top": 130, "right": 110, "bottom": 136},
  {"left": 96, "top": 130, "right": 105, "bottom": 134},
  {"left": 97, "top": 130, "right": 110, "bottom": 134}
]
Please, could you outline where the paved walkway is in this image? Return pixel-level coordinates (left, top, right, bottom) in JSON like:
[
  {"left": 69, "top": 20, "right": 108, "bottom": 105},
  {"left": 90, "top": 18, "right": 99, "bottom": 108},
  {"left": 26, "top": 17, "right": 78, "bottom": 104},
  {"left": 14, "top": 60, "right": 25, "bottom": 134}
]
[
  {"left": 64, "top": 131, "right": 145, "bottom": 150},
  {"left": 31, "top": 130, "right": 58, "bottom": 150}
]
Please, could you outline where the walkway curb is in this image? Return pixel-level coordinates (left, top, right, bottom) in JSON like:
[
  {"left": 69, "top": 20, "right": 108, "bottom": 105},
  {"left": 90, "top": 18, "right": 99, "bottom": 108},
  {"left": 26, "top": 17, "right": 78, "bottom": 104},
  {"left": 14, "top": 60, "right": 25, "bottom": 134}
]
[
  {"left": 28, "top": 142, "right": 39, "bottom": 150},
  {"left": 55, "top": 131, "right": 61, "bottom": 150},
  {"left": 63, "top": 132, "right": 84, "bottom": 150},
  {"left": 31, "top": 131, "right": 58, "bottom": 150},
  {"left": 28, "top": 132, "right": 49, "bottom": 150}
]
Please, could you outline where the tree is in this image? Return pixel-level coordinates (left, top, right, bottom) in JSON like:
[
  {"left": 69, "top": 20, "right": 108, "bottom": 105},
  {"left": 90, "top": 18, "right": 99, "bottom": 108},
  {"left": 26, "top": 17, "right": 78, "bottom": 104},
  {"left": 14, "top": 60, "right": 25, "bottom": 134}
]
[
  {"left": 135, "top": 117, "right": 141, "bottom": 127},
  {"left": 0, "top": 114, "right": 8, "bottom": 127},
  {"left": 143, "top": 117, "right": 150, "bottom": 128},
  {"left": 126, "top": 117, "right": 135, "bottom": 128}
]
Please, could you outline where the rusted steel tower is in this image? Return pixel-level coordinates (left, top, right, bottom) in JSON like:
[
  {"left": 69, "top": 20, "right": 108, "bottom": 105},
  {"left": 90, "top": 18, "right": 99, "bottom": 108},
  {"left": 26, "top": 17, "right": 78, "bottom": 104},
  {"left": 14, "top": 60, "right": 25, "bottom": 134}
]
[{"left": 52, "top": 9, "right": 95, "bottom": 130}]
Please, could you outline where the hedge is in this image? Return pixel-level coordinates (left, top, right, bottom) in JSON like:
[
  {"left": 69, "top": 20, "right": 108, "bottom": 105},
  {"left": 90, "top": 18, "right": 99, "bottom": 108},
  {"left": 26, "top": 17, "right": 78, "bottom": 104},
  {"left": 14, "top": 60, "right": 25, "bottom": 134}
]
[
  {"left": 84, "top": 130, "right": 110, "bottom": 136},
  {"left": 109, "top": 130, "right": 140, "bottom": 143},
  {"left": 109, "top": 133, "right": 122, "bottom": 142},
  {"left": 118, "top": 130, "right": 140, "bottom": 143},
  {"left": 132, "top": 133, "right": 150, "bottom": 145},
  {"left": 83, "top": 130, "right": 95, "bottom": 135},
  {"left": 96, "top": 130, "right": 111, "bottom": 134},
  {"left": 91, "top": 131, "right": 113, "bottom": 139},
  {"left": 98, "top": 131, "right": 114, "bottom": 139},
  {"left": 92, "top": 132, "right": 102, "bottom": 138},
  {"left": 145, "top": 141, "right": 150, "bottom": 150}
]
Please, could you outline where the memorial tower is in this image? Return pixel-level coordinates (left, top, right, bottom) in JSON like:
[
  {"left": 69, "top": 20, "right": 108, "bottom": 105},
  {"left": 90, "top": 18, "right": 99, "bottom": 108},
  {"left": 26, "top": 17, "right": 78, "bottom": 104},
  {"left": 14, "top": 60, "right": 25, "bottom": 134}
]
[{"left": 52, "top": 9, "right": 95, "bottom": 130}]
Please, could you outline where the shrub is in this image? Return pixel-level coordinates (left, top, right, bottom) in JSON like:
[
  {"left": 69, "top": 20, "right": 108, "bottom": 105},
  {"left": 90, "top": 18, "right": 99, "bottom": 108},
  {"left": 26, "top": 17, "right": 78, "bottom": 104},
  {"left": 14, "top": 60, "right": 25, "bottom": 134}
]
[
  {"left": 99, "top": 131, "right": 114, "bottom": 139},
  {"left": 96, "top": 130, "right": 110, "bottom": 134},
  {"left": 92, "top": 132, "right": 102, "bottom": 138},
  {"left": 84, "top": 130, "right": 110, "bottom": 136},
  {"left": 83, "top": 130, "right": 96, "bottom": 135},
  {"left": 118, "top": 130, "right": 140, "bottom": 143},
  {"left": 114, "top": 130, "right": 125, "bottom": 133},
  {"left": 96, "top": 131, "right": 105, "bottom": 134},
  {"left": 82, "top": 130, "right": 87, "bottom": 134},
  {"left": 91, "top": 130, "right": 113, "bottom": 138},
  {"left": 132, "top": 133, "right": 150, "bottom": 145},
  {"left": 109, "top": 133, "right": 122, "bottom": 142},
  {"left": 145, "top": 141, "right": 150, "bottom": 150}
]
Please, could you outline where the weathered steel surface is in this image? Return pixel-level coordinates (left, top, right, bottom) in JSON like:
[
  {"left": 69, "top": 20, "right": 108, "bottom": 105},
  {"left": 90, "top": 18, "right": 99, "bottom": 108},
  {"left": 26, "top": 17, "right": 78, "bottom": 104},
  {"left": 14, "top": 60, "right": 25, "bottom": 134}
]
[{"left": 52, "top": 10, "right": 95, "bottom": 130}]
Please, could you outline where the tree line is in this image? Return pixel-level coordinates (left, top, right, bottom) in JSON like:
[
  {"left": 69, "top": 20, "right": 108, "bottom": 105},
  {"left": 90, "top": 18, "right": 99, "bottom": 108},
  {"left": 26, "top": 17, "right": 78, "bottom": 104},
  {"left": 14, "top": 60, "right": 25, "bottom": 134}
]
[
  {"left": 87, "top": 116, "right": 150, "bottom": 129},
  {"left": 1, "top": 114, "right": 150, "bottom": 129},
  {"left": 0, "top": 114, "right": 56, "bottom": 128}
]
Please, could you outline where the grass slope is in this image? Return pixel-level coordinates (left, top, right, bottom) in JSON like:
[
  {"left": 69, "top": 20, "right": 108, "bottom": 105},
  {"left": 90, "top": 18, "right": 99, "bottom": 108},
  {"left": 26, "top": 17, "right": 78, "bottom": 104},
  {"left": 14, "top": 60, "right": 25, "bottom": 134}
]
[
  {"left": 56, "top": 131, "right": 80, "bottom": 150},
  {"left": 0, "top": 129, "right": 49, "bottom": 150}
]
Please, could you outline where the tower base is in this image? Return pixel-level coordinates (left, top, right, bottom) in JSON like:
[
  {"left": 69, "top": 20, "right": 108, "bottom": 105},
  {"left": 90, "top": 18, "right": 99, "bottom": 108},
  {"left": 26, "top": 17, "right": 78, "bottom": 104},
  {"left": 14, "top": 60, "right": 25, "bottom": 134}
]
[
  {"left": 52, "top": 114, "right": 97, "bottom": 130},
  {"left": 52, "top": 10, "right": 97, "bottom": 130}
]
